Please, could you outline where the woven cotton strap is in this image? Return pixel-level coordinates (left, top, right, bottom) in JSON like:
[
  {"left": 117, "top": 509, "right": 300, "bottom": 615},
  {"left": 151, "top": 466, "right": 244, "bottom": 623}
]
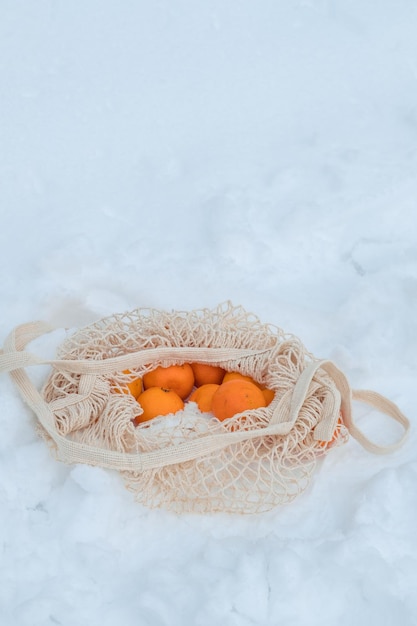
[
  {"left": 282, "top": 359, "right": 410, "bottom": 454},
  {"left": 0, "top": 321, "right": 410, "bottom": 470}
]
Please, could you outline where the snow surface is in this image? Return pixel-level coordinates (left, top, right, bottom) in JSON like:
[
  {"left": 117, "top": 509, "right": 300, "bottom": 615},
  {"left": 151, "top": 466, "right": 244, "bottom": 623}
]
[{"left": 1, "top": 1, "right": 416, "bottom": 625}]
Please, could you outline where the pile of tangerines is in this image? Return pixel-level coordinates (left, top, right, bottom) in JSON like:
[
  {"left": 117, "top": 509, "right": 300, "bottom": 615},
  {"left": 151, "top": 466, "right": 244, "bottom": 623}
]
[
  {"left": 113, "top": 362, "right": 342, "bottom": 447},
  {"left": 114, "top": 363, "right": 275, "bottom": 425}
]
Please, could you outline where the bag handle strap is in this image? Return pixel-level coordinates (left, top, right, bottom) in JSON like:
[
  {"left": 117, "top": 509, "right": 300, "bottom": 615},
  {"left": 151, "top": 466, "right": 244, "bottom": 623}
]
[
  {"left": 349, "top": 389, "right": 410, "bottom": 454},
  {"left": 0, "top": 328, "right": 335, "bottom": 471},
  {"left": 274, "top": 359, "right": 410, "bottom": 454},
  {"left": 1, "top": 322, "right": 410, "bottom": 472},
  {"left": 0, "top": 322, "right": 271, "bottom": 375}
]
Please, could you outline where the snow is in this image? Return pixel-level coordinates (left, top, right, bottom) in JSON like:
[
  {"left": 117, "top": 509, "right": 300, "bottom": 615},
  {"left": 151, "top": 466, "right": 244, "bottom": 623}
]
[{"left": 0, "top": 1, "right": 416, "bottom": 624}]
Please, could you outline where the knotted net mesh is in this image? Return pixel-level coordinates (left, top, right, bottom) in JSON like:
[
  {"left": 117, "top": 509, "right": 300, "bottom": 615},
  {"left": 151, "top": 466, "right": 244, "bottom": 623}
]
[{"left": 40, "top": 302, "right": 348, "bottom": 513}]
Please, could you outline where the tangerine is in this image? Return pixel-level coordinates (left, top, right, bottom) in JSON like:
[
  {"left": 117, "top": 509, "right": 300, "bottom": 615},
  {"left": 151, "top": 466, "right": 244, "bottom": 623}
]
[
  {"left": 222, "top": 371, "right": 263, "bottom": 389},
  {"left": 143, "top": 363, "right": 194, "bottom": 399},
  {"left": 190, "top": 363, "right": 226, "bottom": 387},
  {"left": 134, "top": 387, "right": 184, "bottom": 424},
  {"left": 189, "top": 383, "right": 220, "bottom": 413},
  {"left": 112, "top": 369, "right": 143, "bottom": 399},
  {"left": 211, "top": 379, "right": 266, "bottom": 421},
  {"left": 261, "top": 388, "right": 275, "bottom": 405}
]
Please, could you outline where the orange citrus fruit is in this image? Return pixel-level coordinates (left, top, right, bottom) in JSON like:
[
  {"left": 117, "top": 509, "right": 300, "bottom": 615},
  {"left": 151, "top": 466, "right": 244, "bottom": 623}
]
[
  {"left": 143, "top": 363, "right": 194, "bottom": 399},
  {"left": 190, "top": 363, "right": 226, "bottom": 387},
  {"left": 211, "top": 379, "right": 267, "bottom": 421},
  {"left": 189, "top": 384, "right": 220, "bottom": 413},
  {"left": 222, "top": 371, "right": 263, "bottom": 389},
  {"left": 261, "top": 388, "right": 275, "bottom": 405},
  {"left": 112, "top": 370, "right": 143, "bottom": 399},
  {"left": 134, "top": 387, "right": 184, "bottom": 424}
]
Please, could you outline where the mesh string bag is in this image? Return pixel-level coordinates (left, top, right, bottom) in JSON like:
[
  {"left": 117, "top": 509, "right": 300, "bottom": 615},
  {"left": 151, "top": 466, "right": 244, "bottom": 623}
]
[{"left": 0, "top": 302, "right": 410, "bottom": 514}]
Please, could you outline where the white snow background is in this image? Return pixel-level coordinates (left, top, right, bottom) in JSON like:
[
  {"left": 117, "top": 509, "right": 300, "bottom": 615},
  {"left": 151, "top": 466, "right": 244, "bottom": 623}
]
[{"left": 1, "top": 1, "right": 416, "bottom": 625}]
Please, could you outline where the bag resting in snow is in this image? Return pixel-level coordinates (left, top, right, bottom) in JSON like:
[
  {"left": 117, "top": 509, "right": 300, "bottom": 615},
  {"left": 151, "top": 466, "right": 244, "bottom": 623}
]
[{"left": 0, "top": 302, "right": 410, "bottom": 514}]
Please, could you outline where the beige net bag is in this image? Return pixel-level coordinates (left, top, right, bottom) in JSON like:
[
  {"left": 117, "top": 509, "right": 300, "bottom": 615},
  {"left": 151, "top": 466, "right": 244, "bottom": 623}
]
[{"left": 0, "top": 302, "right": 410, "bottom": 514}]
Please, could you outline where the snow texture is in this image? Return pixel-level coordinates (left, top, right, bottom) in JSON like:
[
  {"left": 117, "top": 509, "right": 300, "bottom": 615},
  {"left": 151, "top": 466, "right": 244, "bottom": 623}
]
[{"left": 0, "top": 1, "right": 416, "bottom": 625}]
